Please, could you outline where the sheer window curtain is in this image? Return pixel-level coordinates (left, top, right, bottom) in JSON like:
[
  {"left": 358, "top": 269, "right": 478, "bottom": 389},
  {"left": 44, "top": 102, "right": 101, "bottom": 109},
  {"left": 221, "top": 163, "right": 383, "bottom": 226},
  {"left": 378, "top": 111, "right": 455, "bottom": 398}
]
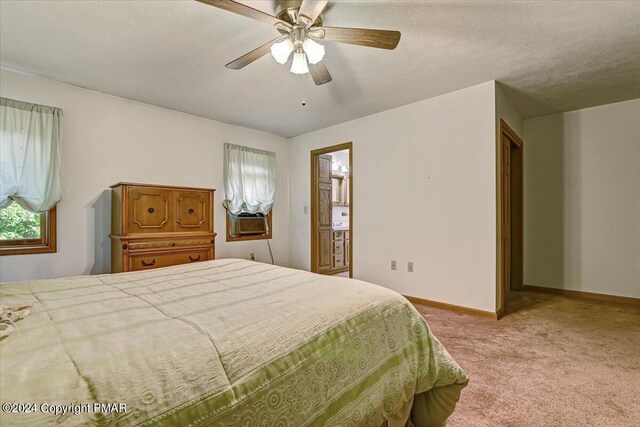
[
  {"left": 0, "top": 97, "right": 62, "bottom": 213},
  {"left": 223, "top": 143, "right": 276, "bottom": 216}
]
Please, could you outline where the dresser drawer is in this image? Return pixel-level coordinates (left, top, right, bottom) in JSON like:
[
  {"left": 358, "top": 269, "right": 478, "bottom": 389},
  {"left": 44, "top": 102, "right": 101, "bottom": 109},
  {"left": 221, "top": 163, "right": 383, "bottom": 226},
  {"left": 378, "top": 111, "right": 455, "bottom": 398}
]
[
  {"left": 333, "top": 240, "right": 344, "bottom": 256},
  {"left": 129, "top": 249, "right": 210, "bottom": 271},
  {"left": 126, "top": 238, "right": 214, "bottom": 252},
  {"left": 333, "top": 255, "right": 344, "bottom": 268}
]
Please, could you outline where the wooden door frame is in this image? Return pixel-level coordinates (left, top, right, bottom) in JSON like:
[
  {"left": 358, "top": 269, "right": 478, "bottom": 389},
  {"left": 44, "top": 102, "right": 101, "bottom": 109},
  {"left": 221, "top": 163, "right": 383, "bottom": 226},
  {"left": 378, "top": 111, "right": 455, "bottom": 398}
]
[
  {"left": 497, "top": 119, "right": 523, "bottom": 318},
  {"left": 311, "top": 142, "right": 353, "bottom": 278}
]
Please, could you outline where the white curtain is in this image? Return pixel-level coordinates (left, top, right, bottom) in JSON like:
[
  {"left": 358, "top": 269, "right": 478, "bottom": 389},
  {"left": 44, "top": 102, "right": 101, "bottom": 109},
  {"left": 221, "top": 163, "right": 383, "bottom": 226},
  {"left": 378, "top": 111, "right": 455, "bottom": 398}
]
[
  {"left": 0, "top": 97, "right": 62, "bottom": 213},
  {"left": 223, "top": 143, "right": 276, "bottom": 215}
]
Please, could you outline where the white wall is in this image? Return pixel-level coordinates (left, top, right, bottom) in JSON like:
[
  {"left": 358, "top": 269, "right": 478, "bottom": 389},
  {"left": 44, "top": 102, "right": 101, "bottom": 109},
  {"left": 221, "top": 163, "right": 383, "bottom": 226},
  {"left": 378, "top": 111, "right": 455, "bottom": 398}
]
[
  {"left": 496, "top": 84, "right": 523, "bottom": 137},
  {"left": 289, "top": 82, "right": 498, "bottom": 312},
  {"left": 0, "top": 69, "right": 289, "bottom": 282},
  {"left": 523, "top": 98, "right": 640, "bottom": 298}
]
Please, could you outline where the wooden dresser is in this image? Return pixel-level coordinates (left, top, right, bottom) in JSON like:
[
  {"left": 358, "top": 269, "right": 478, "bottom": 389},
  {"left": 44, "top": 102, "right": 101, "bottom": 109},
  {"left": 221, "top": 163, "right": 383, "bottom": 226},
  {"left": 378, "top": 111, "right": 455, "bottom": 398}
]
[{"left": 110, "top": 183, "right": 216, "bottom": 273}]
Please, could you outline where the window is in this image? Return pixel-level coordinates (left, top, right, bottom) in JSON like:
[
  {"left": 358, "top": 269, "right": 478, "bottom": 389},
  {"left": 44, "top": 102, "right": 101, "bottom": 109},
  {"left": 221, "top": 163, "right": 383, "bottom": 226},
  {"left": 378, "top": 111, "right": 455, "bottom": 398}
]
[
  {"left": 223, "top": 143, "right": 276, "bottom": 242},
  {"left": 0, "top": 97, "right": 62, "bottom": 255},
  {"left": 0, "top": 202, "right": 57, "bottom": 255}
]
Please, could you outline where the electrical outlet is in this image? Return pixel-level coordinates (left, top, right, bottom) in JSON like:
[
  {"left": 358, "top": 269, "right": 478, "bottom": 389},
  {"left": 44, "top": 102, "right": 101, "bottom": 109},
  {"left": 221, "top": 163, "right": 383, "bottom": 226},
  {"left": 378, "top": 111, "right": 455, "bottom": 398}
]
[
  {"left": 304, "top": 206, "right": 308, "bottom": 214},
  {"left": 391, "top": 260, "right": 397, "bottom": 271},
  {"left": 250, "top": 253, "right": 255, "bottom": 261},
  {"left": 407, "top": 262, "right": 414, "bottom": 272}
]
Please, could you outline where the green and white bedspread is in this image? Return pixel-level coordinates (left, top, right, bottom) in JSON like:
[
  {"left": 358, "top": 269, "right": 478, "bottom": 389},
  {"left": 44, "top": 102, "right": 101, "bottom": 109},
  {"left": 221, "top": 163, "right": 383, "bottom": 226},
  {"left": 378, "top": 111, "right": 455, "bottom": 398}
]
[{"left": 0, "top": 259, "right": 467, "bottom": 426}]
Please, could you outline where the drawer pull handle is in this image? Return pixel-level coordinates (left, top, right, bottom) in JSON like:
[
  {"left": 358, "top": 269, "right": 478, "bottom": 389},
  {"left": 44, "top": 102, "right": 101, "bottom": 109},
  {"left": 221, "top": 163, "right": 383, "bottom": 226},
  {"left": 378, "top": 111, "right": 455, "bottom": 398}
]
[
  {"left": 189, "top": 255, "right": 201, "bottom": 262},
  {"left": 147, "top": 207, "right": 155, "bottom": 214},
  {"left": 188, "top": 208, "right": 194, "bottom": 214},
  {"left": 141, "top": 259, "right": 156, "bottom": 267}
]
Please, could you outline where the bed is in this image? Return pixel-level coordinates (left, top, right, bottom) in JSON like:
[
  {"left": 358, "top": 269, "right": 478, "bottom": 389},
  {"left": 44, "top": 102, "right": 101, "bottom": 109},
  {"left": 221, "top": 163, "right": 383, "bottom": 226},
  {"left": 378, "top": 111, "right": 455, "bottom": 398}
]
[{"left": 0, "top": 259, "right": 467, "bottom": 426}]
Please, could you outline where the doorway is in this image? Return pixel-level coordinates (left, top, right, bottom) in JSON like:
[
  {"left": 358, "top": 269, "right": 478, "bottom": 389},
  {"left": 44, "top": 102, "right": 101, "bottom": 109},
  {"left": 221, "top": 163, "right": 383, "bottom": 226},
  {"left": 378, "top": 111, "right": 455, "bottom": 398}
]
[
  {"left": 499, "top": 120, "right": 523, "bottom": 315},
  {"left": 310, "top": 142, "right": 353, "bottom": 278}
]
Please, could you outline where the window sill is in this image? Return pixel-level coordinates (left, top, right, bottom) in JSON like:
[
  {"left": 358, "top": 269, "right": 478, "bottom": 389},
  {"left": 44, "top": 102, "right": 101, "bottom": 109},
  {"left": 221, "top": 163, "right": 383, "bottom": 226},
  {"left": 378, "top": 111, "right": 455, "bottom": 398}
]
[
  {"left": 226, "top": 233, "right": 272, "bottom": 242},
  {"left": 0, "top": 244, "right": 57, "bottom": 256}
]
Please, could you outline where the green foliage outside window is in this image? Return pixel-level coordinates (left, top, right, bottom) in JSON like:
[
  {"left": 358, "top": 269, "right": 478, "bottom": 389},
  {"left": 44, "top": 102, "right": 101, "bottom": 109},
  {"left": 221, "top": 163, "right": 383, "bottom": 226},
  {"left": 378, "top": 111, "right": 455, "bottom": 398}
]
[{"left": 0, "top": 202, "right": 41, "bottom": 240}]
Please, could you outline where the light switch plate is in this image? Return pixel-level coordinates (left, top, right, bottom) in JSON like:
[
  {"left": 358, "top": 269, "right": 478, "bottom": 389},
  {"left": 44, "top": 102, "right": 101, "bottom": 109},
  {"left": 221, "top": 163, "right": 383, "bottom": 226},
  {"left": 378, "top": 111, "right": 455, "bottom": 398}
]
[
  {"left": 407, "top": 262, "right": 414, "bottom": 272},
  {"left": 391, "top": 260, "right": 397, "bottom": 271}
]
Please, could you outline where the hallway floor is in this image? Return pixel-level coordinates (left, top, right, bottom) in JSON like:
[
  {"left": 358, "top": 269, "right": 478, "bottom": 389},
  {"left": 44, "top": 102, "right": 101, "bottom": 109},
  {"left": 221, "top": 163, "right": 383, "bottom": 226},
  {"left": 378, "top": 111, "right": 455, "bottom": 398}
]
[{"left": 413, "top": 291, "right": 640, "bottom": 426}]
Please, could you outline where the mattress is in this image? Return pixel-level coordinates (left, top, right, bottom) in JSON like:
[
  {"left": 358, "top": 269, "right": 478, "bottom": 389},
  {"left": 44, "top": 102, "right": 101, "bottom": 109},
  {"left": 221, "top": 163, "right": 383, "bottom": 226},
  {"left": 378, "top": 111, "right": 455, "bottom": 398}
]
[{"left": 0, "top": 259, "right": 467, "bottom": 426}]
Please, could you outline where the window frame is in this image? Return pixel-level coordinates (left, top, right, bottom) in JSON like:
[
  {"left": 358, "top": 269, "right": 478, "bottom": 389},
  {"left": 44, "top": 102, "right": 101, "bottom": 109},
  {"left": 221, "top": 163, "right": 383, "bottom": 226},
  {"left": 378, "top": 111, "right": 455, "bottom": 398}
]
[
  {"left": 226, "top": 209, "right": 273, "bottom": 242},
  {"left": 0, "top": 205, "right": 57, "bottom": 255}
]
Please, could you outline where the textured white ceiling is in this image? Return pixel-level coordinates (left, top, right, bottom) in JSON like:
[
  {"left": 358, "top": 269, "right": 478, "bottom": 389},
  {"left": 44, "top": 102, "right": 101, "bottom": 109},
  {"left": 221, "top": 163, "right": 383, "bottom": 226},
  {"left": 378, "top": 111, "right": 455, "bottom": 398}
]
[{"left": 1, "top": 1, "right": 639, "bottom": 137}]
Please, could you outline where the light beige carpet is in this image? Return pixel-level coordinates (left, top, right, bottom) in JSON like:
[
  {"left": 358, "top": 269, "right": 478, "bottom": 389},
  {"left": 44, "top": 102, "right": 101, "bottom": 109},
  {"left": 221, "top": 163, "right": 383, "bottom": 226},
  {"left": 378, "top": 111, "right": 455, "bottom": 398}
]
[{"left": 413, "top": 291, "right": 640, "bottom": 427}]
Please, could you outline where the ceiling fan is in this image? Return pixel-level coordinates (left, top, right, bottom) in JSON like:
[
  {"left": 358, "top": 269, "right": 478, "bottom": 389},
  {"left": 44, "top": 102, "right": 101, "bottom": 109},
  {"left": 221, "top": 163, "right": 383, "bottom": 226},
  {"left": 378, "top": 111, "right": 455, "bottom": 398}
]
[{"left": 195, "top": 0, "right": 401, "bottom": 85}]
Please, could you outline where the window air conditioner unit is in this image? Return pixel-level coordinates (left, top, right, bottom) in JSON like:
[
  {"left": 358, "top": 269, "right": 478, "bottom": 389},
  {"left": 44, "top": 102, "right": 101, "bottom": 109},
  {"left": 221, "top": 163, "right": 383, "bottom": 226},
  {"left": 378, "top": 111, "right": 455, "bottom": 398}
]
[{"left": 236, "top": 213, "right": 267, "bottom": 235}]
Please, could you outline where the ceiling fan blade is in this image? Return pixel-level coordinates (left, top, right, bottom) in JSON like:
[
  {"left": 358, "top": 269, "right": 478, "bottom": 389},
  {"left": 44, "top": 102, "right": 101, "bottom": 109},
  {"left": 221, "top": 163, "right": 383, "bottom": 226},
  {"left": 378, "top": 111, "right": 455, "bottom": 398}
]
[
  {"left": 315, "top": 26, "right": 401, "bottom": 50},
  {"left": 195, "top": 0, "right": 286, "bottom": 26},
  {"left": 225, "top": 36, "right": 287, "bottom": 70},
  {"left": 308, "top": 61, "right": 332, "bottom": 86},
  {"left": 298, "top": 0, "right": 328, "bottom": 27}
]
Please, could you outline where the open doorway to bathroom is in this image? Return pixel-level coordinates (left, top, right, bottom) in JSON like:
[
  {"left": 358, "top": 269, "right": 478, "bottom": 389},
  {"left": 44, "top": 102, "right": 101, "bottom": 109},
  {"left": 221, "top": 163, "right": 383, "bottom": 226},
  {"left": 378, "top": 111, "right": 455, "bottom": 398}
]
[{"left": 310, "top": 142, "right": 352, "bottom": 278}]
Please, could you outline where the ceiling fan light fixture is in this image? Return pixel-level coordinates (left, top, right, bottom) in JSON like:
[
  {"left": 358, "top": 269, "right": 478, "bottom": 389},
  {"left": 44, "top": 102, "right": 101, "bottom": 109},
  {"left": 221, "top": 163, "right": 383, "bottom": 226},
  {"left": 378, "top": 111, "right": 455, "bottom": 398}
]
[
  {"left": 290, "top": 52, "right": 309, "bottom": 74},
  {"left": 270, "top": 38, "right": 294, "bottom": 64},
  {"left": 200, "top": 0, "right": 401, "bottom": 86},
  {"left": 303, "top": 38, "right": 325, "bottom": 64}
]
